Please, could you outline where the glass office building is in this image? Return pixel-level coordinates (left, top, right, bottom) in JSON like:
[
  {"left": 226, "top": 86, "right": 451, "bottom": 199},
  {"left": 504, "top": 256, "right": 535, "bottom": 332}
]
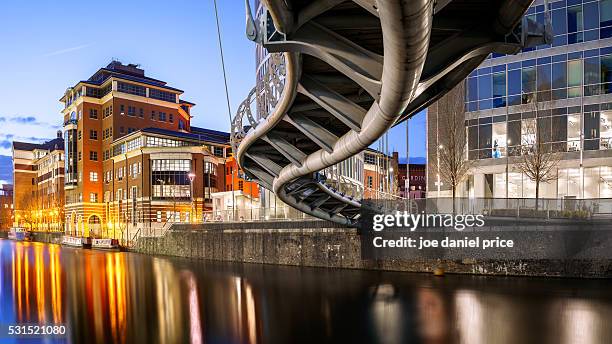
[{"left": 461, "top": 0, "right": 612, "bottom": 199}]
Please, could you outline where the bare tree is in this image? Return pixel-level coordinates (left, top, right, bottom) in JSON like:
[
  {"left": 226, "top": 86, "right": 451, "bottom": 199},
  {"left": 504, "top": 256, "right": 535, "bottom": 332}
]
[
  {"left": 516, "top": 99, "right": 560, "bottom": 210},
  {"left": 438, "top": 83, "right": 473, "bottom": 213}
]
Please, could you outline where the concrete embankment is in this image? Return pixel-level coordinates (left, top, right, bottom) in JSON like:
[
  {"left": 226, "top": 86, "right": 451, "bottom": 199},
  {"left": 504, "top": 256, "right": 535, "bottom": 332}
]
[
  {"left": 0, "top": 231, "right": 62, "bottom": 243},
  {"left": 131, "top": 220, "right": 612, "bottom": 278},
  {"left": 30, "top": 232, "right": 63, "bottom": 244}
]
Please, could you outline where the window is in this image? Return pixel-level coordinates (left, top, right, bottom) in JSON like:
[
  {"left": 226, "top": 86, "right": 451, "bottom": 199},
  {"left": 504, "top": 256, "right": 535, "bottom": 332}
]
[
  {"left": 78, "top": 130, "right": 82, "bottom": 140},
  {"left": 139, "top": 108, "right": 144, "bottom": 118},
  {"left": 120, "top": 104, "right": 125, "bottom": 114},
  {"left": 149, "top": 88, "right": 176, "bottom": 103},
  {"left": 132, "top": 163, "right": 139, "bottom": 177},
  {"left": 169, "top": 114, "right": 174, "bottom": 123},
  {"left": 126, "top": 137, "right": 142, "bottom": 151},
  {"left": 159, "top": 112, "right": 167, "bottom": 121},
  {"left": 552, "top": 62, "right": 567, "bottom": 100},
  {"left": 492, "top": 72, "right": 506, "bottom": 108},
  {"left": 78, "top": 151, "right": 82, "bottom": 161},
  {"left": 601, "top": 55, "right": 612, "bottom": 94},
  {"left": 204, "top": 162, "right": 216, "bottom": 174},
  {"left": 536, "top": 63, "right": 552, "bottom": 101},
  {"left": 89, "top": 130, "right": 98, "bottom": 140},
  {"left": 151, "top": 111, "right": 156, "bottom": 120},
  {"left": 146, "top": 136, "right": 193, "bottom": 148},
  {"left": 90, "top": 171, "right": 98, "bottom": 182},
  {"left": 521, "top": 67, "right": 536, "bottom": 103},
  {"left": 213, "top": 146, "right": 224, "bottom": 157},
  {"left": 567, "top": 5, "right": 584, "bottom": 44},
  {"left": 89, "top": 109, "right": 98, "bottom": 119},
  {"left": 151, "top": 159, "right": 192, "bottom": 199},
  {"left": 238, "top": 180, "right": 244, "bottom": 191},
  {"left": 568, "top": 60, "right": 583, "bottom": 98},
  {"left": 120, "top": 127, "right": 125, "bottom": 134},
  {"left": 477, "top": 74, "right": 492, "bottom": 110},
  {"left": 492, "top": 122, "right": 507, "bottom": 158},
  {"left": 89, "top": 151, "right": 98, "bottom": 161},
  {"left": 90, "top": 193, "right": 98, "bottom": 203},
  {"left": 117, "top": 82, "right": 146, "bottom": 97},
  {"left": 367, "top": 176, "right": 373, "bottom": 188},
  {"left": 364, "top": 153, "right": 376, "bottom": 164},
  {"left": 478, "top": 124, "right": 492, "bottom": 159},
  {"left": 128, "top": 106, "right": 136, "bottom": 117},
  {"left": 179, "top": 119, "right": 186, "bottom": 130},
  {"left": 584, "top": 111, "right": 601, "bottom": 150},
  {"left": 602, "top": 0, "right": 612, "bottom": 38}
]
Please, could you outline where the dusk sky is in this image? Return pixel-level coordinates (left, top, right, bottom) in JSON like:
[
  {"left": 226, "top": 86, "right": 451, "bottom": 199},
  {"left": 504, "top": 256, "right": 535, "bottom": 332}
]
[{"left": 0, "top": 0, "right": 425, "bottom": 184}]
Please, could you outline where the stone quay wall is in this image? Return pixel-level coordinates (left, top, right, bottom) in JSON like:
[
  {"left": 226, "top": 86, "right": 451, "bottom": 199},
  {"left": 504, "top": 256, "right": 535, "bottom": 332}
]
[{"left": 131, "top": 220, "right": 612, "bottom": 278}]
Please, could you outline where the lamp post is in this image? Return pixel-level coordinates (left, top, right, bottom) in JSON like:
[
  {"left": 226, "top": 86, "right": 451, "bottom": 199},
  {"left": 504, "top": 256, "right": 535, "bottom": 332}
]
[
  {"left": 506, "top": 138, "right": 511, "bottom": 208},
  {"left": 188, "top": 172, "right": 196, "bottom": 223},
  {"left": 157, "top": 179, "right": 166, "bottom": 226},
  {"left": 437, "top": 144, "right": 443, "bottom": 198}
]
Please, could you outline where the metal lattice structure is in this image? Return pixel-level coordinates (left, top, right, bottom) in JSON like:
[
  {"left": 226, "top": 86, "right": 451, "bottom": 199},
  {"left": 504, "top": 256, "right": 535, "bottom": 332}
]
[{"left": 232, "top": 0, "right": 545, "bottom": 226}]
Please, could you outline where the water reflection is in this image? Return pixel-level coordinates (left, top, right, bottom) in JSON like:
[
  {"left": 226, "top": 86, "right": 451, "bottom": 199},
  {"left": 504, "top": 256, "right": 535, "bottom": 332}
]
[{"left": 1, "top": 239, "right": 612, "bottom": 343}]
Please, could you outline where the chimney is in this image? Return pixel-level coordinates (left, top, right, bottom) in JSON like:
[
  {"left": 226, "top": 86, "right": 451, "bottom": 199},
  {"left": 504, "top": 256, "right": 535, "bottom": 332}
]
[{"left": 57, "top": 130, "right": 62, "bottom": 138}]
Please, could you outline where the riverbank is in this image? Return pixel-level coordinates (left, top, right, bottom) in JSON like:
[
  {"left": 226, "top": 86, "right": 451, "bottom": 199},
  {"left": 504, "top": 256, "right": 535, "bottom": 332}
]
[{"left": 131, "top": 220, "right": 612, "bottom": 278}]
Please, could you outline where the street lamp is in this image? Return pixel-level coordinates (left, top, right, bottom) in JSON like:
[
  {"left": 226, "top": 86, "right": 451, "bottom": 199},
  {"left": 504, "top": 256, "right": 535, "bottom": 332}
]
[{"left": 188, "top": 172, "right": 196, "bottom": 223}]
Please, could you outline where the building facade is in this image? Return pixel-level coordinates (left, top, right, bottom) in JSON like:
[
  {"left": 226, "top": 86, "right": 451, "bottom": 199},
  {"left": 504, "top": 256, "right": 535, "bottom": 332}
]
[
  {"left": 428, "top": 0, "right": 612, "bottom": 201},
  {"left": 0, "top": 184, "right": 13, "bottom": 230},
  {"left": 60, "top": 61, "right": 256, "bottom": 237},
  {"left": 362, "top": 149, "right": 399, "bottom": 199},
  {"left": 12, "top": 133, "right": 65, "bottom": 230},
  {"left": 397, "top": 162, "right": 426, "bottom": 199}
]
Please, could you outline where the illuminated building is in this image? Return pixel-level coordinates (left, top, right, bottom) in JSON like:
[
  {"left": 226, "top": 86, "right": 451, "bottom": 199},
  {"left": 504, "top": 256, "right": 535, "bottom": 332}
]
[
  {"left": 0, "top": 184, "right": 13, "bottom": 230},
  {"left": 60, "top": 61, "right": 256, "bottom": 237},
  {"left": 428, "top": 0, "right": 612, "bottom": 203},
  {"left": 12, "top": 133, "right": 65, "bottom": 230}
]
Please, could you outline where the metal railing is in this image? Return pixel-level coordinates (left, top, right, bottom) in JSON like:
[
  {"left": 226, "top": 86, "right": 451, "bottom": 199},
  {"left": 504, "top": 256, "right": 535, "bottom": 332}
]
[
  {"left": 377, "top": 197, "right": 612, "bottom": 219},
  {"left": 231, "top": 53, "right": 286, "bottom": 153},
  {"left": 201, "top": 206, "right": 316, "bottom": 223}
]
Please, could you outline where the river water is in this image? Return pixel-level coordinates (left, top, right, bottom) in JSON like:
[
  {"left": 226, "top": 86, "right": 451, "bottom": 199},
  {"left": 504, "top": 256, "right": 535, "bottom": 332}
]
[{"left": 0, "top": 239, "right": 611, "bottom": 343}]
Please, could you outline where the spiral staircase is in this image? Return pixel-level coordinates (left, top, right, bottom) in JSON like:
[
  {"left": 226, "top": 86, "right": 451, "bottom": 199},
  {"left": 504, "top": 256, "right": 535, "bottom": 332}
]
[{"left": 231, "top": 0, "right": 546, "bottom": 226}]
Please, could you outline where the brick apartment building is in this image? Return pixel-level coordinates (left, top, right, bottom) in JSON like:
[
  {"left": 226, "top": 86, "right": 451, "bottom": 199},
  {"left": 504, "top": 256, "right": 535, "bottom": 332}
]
[
  {"left": 59, "top": 61, "right": 256, "bottom": 237},
  {"left": 12, "top": 133, "right": 65, "bottom": 230},
  {"left": 0, "top": 184, "right": 13, "bottom": 230},
  {"left": 362, "top": 149, "right": 399, "bottom": 199}
]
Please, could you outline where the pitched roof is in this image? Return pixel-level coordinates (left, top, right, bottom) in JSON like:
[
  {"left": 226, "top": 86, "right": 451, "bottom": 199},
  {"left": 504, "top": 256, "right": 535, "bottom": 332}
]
[{"left": 13, "top": 137, "right": 64, "bottom": 152}]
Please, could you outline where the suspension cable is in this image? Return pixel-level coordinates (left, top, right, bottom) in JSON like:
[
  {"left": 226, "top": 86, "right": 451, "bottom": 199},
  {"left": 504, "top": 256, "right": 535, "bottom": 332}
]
[
  {"left": 213, "top": 0, "right": 233, "bottom": 123},
  {"left": 213, "top": 0, "right": 236, "bottom": 218}
]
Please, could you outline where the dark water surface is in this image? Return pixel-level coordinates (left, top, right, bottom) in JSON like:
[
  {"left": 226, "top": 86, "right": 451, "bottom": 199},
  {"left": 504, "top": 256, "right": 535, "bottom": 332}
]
[{"left": 1, "top": 239, "right": 611, "bottom": 343}]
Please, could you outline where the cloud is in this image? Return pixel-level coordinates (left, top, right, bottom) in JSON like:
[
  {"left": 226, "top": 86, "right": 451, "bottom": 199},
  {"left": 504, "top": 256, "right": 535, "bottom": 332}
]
[
  {"left": 0, "top": 141, "right": 11, "bottom": 149},
  {"left": 10, "top": 116, "right": 37, "bottom": 124},
  {"left": 0, "top": 115, "right": 57, "bottom": 128},
  {"left": 42, "top": 43, "right": 93, "bottom": 57}
]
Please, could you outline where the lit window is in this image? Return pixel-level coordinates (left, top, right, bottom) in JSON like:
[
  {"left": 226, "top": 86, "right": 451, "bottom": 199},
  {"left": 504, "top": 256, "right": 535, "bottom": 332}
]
[{"left": 89, "top": 172, "right": 98, "bottom": 182}]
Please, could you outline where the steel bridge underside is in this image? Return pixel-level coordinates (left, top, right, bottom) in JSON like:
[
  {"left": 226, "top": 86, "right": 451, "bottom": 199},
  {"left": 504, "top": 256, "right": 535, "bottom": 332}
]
[{"left": 235, "top": 0, "right": 533, "bottom": 226}]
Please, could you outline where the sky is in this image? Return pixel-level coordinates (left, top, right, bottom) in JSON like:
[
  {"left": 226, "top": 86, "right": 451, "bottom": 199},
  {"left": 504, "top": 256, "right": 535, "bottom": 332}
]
[{"left": 0, "top": 0, "right": 426, "bottom": 184}]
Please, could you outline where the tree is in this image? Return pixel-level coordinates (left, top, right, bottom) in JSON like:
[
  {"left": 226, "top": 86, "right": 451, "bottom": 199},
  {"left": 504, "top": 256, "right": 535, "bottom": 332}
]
[
  {"left": 516, "top": 99, "right": 560, "bottom": 210},
  {"left": 438, "top": 83, "right": 473, "bottom": 213},
  {"left": 17, "top": 193, "right": 38, "bottom": 230}
]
